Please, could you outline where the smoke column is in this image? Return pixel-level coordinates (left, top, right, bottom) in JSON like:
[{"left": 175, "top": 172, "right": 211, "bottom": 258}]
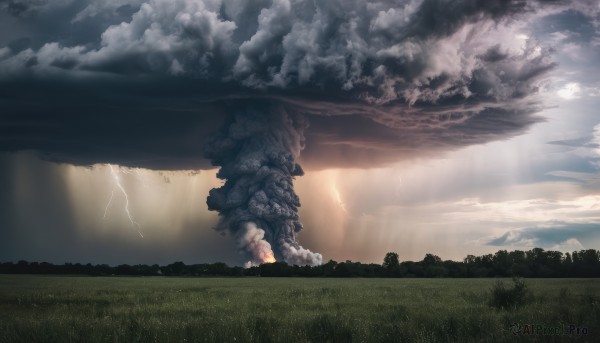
[{"left": 205, "top": 102, "right": 322, "bottom": 266}]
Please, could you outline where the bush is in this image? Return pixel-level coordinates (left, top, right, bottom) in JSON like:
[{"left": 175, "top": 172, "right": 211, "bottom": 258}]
[{"left": 489, "top": 277, "right": 529, "bottom": 309}]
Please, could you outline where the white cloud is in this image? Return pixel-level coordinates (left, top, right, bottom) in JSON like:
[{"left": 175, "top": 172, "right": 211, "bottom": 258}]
[
  {"left": 588, "top": 87, "right": 600, "bottom": 97},
  {"left": 550, "top": 238, "right": 585, "bottom": 252},
  {"left": 557, "top": 82, "right": 581, "bottom": 100},
  {"left": 548, "top": 31, "right": 568, "bottom": 43},
  {"left": 593, "top": 123, "right": 600, "bottom": 154},
  {"left": 447, "top": 194, "right": 600, "bottom": 225},
  {"left": 482, "top": 222, "right": 599, "bottom": 253}
]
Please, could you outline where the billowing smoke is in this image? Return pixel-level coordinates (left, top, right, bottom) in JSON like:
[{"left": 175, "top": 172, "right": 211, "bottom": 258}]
[
  {"left": 236, "top": 223, "right": 275, "bottom": 268},
  {"left": 205, "top": 102, "right": 322, "bottom": 266}
]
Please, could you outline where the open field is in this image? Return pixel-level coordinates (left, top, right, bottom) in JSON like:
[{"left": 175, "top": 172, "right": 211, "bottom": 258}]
[{"left": 0, "top": 275, "right": 598, "bottom": 342}]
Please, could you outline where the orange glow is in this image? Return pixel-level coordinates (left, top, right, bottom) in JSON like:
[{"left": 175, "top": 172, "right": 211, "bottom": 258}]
[{"left": 262, "top": 252, "right": 276, "bottom": 264}]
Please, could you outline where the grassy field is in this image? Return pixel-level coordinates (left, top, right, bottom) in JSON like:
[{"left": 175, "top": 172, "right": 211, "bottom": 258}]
[{"left": 0, "top": 276, "right": 598, "bottom": 342}]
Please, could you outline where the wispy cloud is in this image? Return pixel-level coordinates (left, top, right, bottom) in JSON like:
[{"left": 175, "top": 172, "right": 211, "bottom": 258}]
[{"left": 446, "top": 195, "right": 600, "bottom": 225}]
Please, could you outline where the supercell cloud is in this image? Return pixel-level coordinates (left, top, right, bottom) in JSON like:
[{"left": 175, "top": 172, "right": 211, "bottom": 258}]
[
  {"left": 0, "top": 0, "right": 567, "bottom": 264},
  {"left": 0, "top": 0, "right": 558, "bottom": 169}
]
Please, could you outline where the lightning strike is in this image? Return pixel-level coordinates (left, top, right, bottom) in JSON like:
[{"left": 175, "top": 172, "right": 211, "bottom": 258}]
[
  {"left": 103, "top": 190, "right": 114, "bottom": 220},
  {"left": 331, "top": 183, "right": 347, "bottom": 213},
  {"left": 105, "top": 164, "right": 144, "bottom": 238}
]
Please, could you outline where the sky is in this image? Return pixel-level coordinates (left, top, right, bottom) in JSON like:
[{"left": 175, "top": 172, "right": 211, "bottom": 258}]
[{"left": 0, "top": 0, "right": 599, "bottom": 266}]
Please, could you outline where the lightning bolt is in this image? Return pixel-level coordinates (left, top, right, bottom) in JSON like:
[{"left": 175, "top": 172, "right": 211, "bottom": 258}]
[
  {"left": 331, "top": 182, "right": 347, "bottom": 213},
  {"left": 103, "top": 190, "right": 114, "bottom": 220},
  {"left": 104, "top": 164, "right": 144, "bottom": 238}
]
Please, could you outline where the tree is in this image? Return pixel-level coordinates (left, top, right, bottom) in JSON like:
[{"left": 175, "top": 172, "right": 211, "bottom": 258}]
[
  {"left": 423, "top": 253, "right": 442, "bottom": 266},
  {"left": 493, "top": 250, "right": 511, "bottom": 276},
  {"left": 564, "top": 252, "right": 572, "bottom": 265},
  {"left": 383, "top": 252, "right": 400, "bottom": 270},
  {"left": 464, "top": 255, "right": 476, "bottom": 264}
]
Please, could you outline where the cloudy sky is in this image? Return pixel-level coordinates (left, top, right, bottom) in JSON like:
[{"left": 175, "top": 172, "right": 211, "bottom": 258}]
[{"left": 0, "top": 0, "right": 599, "bottom": 265}]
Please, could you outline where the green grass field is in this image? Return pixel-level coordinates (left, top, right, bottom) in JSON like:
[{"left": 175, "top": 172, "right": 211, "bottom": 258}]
[{"left": 0, "top": 275, "right": 598, "bottom": 342}]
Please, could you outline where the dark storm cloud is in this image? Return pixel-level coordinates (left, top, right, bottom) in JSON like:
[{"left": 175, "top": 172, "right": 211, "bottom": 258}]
[
  {"left": 0, "top": 78, "right": 229, "bottom": 170},
  {"left": 0, "top": 0, "right": 564, "bottom": 170},
  {"left": 0, "top": 0, "right": 143, "bottom": 50}
]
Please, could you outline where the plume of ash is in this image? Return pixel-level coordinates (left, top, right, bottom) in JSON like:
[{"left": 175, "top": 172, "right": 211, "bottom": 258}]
[{"left": 205, "top": 102, "right": 322, "bottom": 266}]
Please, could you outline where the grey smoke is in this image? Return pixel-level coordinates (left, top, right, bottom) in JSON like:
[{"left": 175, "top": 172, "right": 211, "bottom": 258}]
[{"left": 205, "top": 102, "right": 322, "bottom": 265}]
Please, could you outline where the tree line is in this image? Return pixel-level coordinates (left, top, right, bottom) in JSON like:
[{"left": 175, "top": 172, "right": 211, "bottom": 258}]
[{"left": 1, "top": 248, "right": 599, "bottom": 277}]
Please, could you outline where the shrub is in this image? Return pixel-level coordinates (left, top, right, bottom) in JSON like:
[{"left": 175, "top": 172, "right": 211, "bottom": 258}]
[{"left": 489, "top": 277, "right": 529, "bottom": 309}]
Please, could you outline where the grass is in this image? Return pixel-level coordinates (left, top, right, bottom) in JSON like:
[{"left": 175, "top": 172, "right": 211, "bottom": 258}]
[{"left": 0, "top": 275, "right": 599, "bottom": 342}]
